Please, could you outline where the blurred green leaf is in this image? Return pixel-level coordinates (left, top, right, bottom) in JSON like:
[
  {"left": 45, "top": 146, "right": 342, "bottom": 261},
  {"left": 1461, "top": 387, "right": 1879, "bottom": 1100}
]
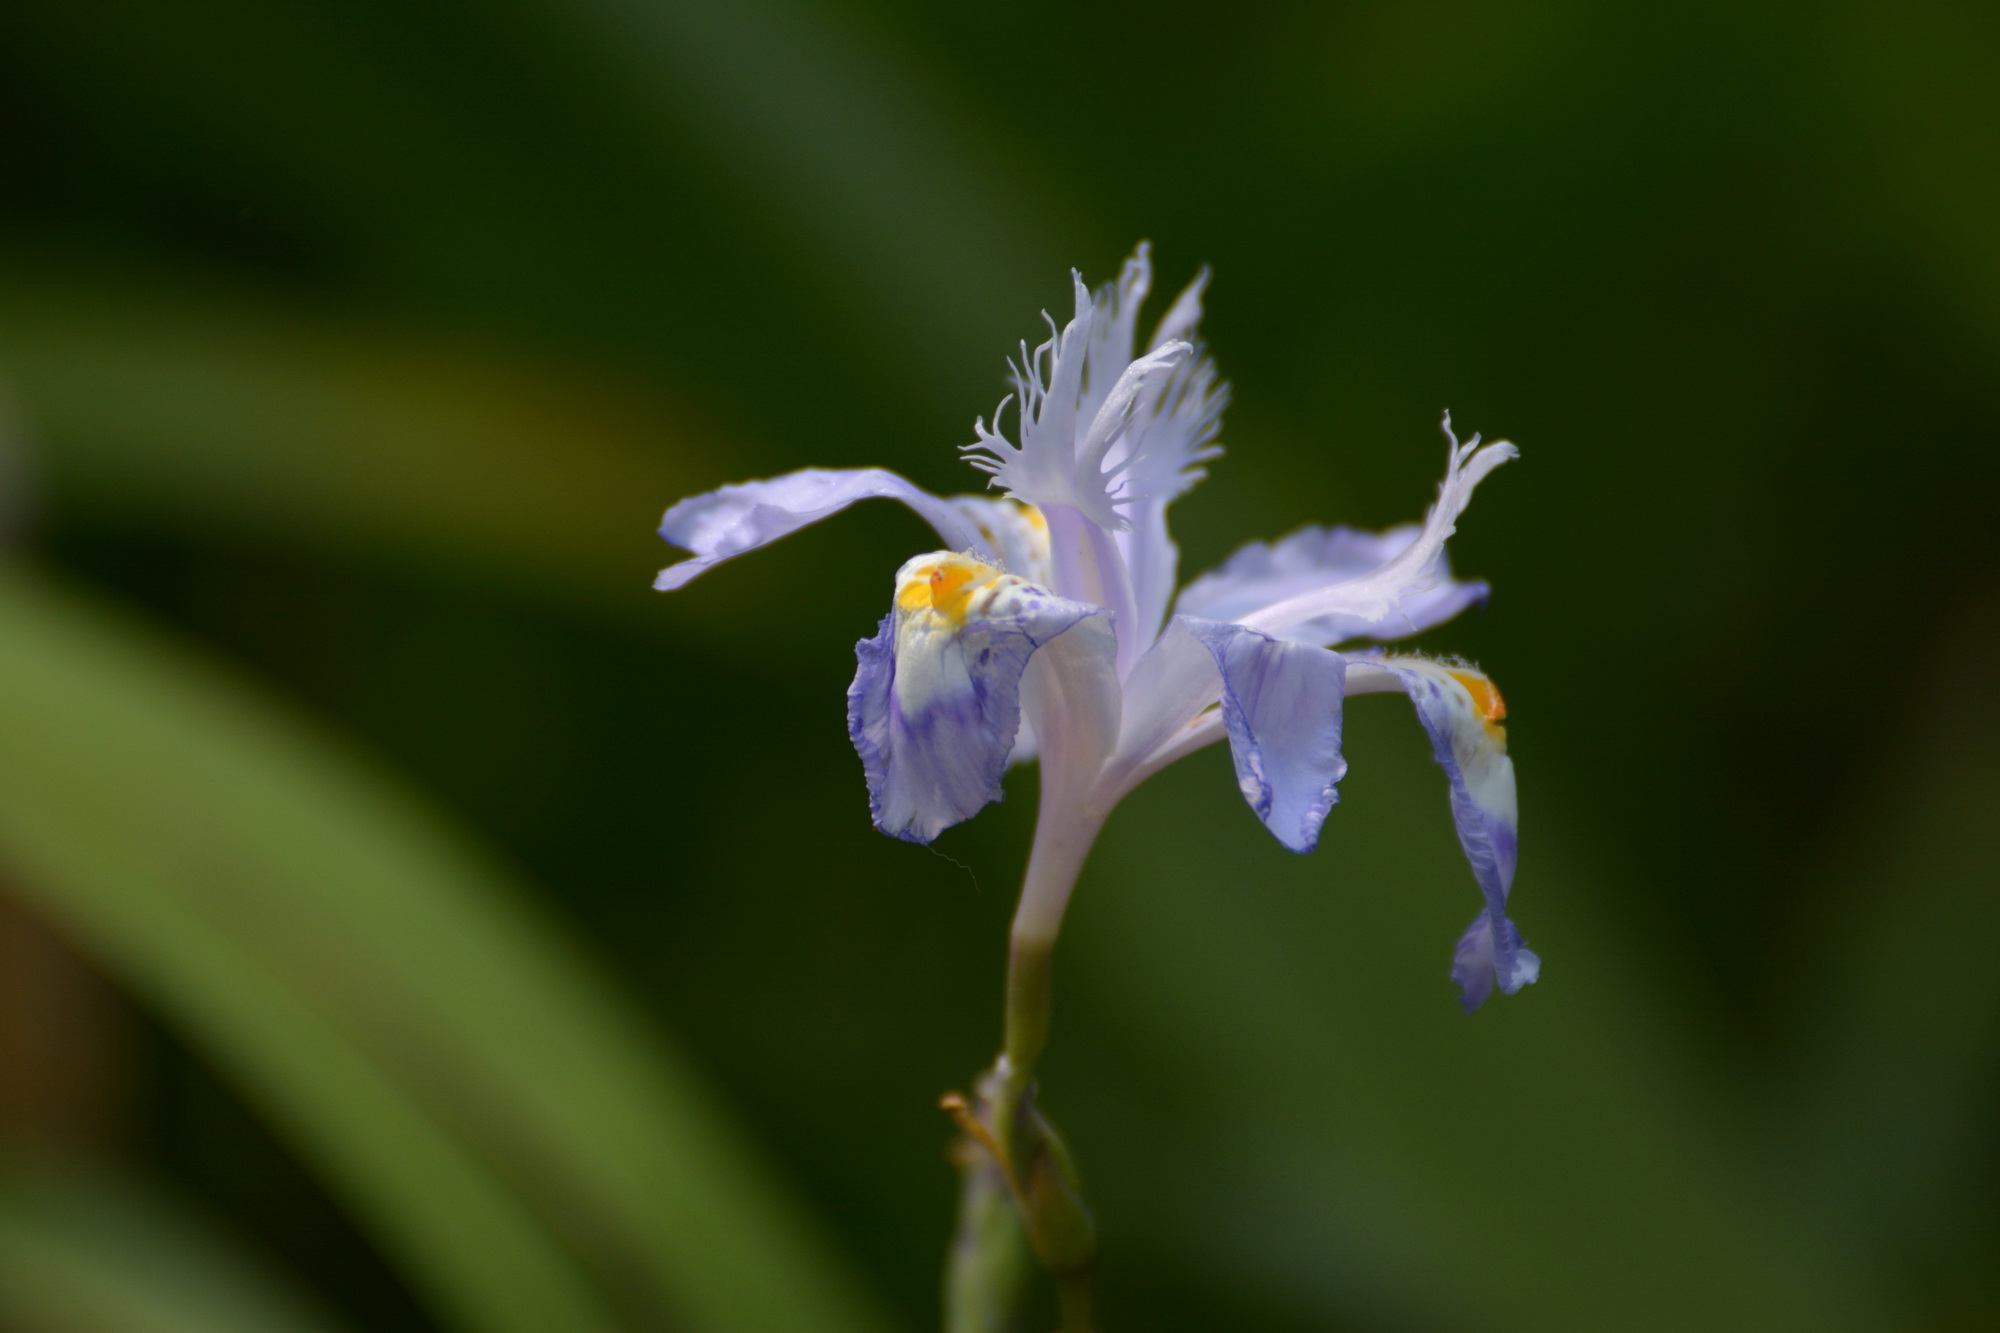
[
  {"left": 0, "top": 1168, "right": 352, "bottom": 1333},
  {"left": 0, "top": 265, "right": 697, "bottom": 608},
  {"left": 0, "top": 564, "right": 891, "bottom": 1333}
]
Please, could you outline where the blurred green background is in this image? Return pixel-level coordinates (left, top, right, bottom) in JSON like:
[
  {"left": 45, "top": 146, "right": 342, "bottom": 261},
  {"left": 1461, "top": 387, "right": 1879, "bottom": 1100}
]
[{"left": 0, "top": 0, "right": 1996, "bottom": 1329}]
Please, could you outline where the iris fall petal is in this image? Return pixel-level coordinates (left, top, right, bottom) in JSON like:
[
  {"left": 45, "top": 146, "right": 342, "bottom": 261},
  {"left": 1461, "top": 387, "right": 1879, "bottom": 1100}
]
[{"left": 847, "top": 553, "right": 1109, "bottom": 843}]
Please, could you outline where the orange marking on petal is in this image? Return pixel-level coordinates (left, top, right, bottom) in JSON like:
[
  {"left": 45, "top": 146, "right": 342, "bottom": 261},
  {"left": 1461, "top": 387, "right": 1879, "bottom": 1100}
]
[
  {"left": 1447, "top": 669, "right": 1507, "bottom": 722},
  {"left": 896, "top": 553, "right": 1006, "bottom": 625},
  {"left": 897, "top": 559, "right": 942, "bottom": 610},
  {"left": 929, "top": 561, "right": 981, "bottom": 621}
]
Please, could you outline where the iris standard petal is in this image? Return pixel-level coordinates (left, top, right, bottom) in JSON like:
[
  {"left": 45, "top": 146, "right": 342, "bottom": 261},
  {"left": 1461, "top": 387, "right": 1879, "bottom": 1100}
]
[
  {"left": 1185, "top": 619, "right": 1349, "bottom": 854},
  {"left": 847, "top": 553, "right": 1108, "bottom": 843},
  {"left": 963, "top": 277, "right": 1124, "bottom": 528},
  {"left": 1079, "top": 244, "right": 1154, "bottom": 428},
  {"left": 1148, "top": 265, "right": 1210, "bottom": 352},
  {"left": 1347, "top": 656, "right": 1537, "bottom": 1011},
  {"left": 1176, "top": 523, "right": 1488, "bottom": 646},
  {"left": 655, "top": 467, "right": 991, "bottom": 591}
]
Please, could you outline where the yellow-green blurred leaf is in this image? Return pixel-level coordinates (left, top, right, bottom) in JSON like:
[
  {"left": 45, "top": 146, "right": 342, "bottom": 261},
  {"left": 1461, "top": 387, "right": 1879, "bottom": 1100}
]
[
  {"left": 0, "top": 266, "right": 698, "bottom": 607},
  {"left": 0, "top": 564, "right": 891, "bottom": 1333},
  {"left": 0, "top": 1168, "right": 351, "bottom": 1333}
]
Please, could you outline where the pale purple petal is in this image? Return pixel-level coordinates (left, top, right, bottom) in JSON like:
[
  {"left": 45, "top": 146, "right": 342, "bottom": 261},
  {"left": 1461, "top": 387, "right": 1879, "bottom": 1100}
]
[
  {"left": 1148, "top": 266, "right": 1210, "bottom": 351},
  {"left": 1240, "top": 414, "right": 1514, "bottom": 637},
  {"left": 1079, "top": 244, "right": 1154, "bottom": 427},
  {"left": 1185, "top": 619, "right": 1348, "bottom": 854},
  {"left": 1107, "top": 345, "right": 1227, "bottom": 652},
  {"left": 847, "top": 555, "right": 1109, "bottom": 843},
  {"left": 962, "top": 277, "right": 1124, "bottom": 527},
  {"left": 655, "top": 467, "right": 990, "bottom": 590},
  {"left": 1077, "top": 340, "right": 1192, "bottom": 508},
  {"left": 1106, "top": 616, "right": 1225, "bottom": 787},
  {"left": 964, "top": 248, "right": 1224, "bottom": 544},
  {"left": 1348, "top": 657, "right": 1536, "bottom": 1011},
  {"left": 1176, "top": 524, "right": 1488, "bottom": 646},
  {"left": 1116, "top": 500, "right": 1182, "bottom": 651}
]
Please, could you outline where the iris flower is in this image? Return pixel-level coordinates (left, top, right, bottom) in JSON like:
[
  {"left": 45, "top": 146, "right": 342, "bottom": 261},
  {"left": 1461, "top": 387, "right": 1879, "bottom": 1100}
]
[{"left": 655, "top": 244, "right": 1536, "bottom": 1013}]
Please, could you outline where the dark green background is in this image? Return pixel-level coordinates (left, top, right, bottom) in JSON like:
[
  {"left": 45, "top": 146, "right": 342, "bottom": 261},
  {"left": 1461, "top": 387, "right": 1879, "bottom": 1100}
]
[{"left": 1, "top": 0, "right": 1996, "bottom": 1329}]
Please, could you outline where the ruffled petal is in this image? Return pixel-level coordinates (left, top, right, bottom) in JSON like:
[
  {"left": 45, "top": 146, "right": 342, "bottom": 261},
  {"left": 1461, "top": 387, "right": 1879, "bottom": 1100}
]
[
  {"left": 1184, "top": 619, "right": 1348, "bottom": 854},
  {"left": 963, "top": 247, "right": 1221, "bottom": 542},
  {"left": 1079, "top": 245, "right": 1154, "bottom": 427},
  {"left": 963, "top": 277, "right": 1123, "bottom": 528},
  {"left": 1347, "top": 656, "right": 1537, "bottom": 1011},
  {"left": 1148, "top": 265, "right": 1210, "bottom": 352},
  {"left": 1176, "top": 523, "right": 1488, "bottom": 646},
  {"left": 846, "top": 553, "right": 1109, "bottom": 843},
  {"left": 655, "top": 467, "right": 990, "bottom": 591},
  {"left": 1239, "top": 414, "right": 1513, "bottom": 636}
]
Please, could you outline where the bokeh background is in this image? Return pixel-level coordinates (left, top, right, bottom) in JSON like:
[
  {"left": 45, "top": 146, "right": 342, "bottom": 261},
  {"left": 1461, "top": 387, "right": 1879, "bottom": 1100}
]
[{"left": 0, "top": 1, "right": 1996, "bottom": 1330}]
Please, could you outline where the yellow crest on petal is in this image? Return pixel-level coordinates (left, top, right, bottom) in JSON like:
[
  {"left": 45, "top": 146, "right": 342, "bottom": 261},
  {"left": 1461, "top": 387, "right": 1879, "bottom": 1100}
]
[
  {"left": 896, "top": 553, "right": 1013, "bottom": 627},
  {"left": 1446, "top": 667, "right": 1509, "bottom": 747}
]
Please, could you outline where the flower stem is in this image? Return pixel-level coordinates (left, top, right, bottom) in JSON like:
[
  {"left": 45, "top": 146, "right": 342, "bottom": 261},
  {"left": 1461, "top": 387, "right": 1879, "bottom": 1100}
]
[
  {"left": 943, "top": 790, "right": 1106, "bottom": 1331},
  {"left": 944, "top": 1143, "right": 1029, "bottom": 1333}
]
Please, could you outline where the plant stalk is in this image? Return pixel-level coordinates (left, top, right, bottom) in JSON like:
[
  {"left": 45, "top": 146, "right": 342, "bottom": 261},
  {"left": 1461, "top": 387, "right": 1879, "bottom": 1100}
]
[{"left": 942, "top": 778, "right": 1106, "bottom": 1332}]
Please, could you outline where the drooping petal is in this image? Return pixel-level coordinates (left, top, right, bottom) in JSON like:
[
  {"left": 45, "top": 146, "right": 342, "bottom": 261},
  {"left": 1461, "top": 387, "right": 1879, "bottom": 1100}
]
[
  {"left": 1239, "top": 414, "right": 1513, "bottom": 637},
  {"left": 1346, "top": 656, "right": 1537, "bottom": 1011},
  {"left": 1176, "top": 523, "right": 1488, "bottom": 647},
  {"left": 846, "top": 552, "right": 1109, "bottom": 843},
  {"left": 1185, "top": 619, "right": 1349, "bottom": 854},
  {"left": 656, "top": 467, "right": 991, "bottom": 591}
]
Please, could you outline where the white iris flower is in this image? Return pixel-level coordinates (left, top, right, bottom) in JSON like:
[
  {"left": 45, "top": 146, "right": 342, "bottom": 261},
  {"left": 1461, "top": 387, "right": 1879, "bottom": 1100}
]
[{"left": 656, "top": 244, "right": 1535, "bottom": 1012}]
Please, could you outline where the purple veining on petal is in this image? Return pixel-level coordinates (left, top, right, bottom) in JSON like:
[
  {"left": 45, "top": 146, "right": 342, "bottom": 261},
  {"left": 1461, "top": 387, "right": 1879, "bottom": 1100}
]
[{"left": 846, "top": 577, "right": 1106, "bottom": 844}]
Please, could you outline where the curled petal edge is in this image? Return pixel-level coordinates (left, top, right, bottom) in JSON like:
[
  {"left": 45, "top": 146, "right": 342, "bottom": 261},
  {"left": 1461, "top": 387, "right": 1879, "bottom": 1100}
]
[{"left": 656, "top": 467, "right": 991, "bottom": 590}]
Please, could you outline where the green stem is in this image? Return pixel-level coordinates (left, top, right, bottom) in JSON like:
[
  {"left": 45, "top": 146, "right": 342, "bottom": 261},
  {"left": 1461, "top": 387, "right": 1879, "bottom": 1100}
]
[
  {"left": 943, "top": 1144, "right": 1029, "bottom": 1333},
  {"left": 996, "top": 797, "right": 1105, "bottom": 1121},
  {"left": 942, "top": 783, "right": 1106, "bottom": 1332}
]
